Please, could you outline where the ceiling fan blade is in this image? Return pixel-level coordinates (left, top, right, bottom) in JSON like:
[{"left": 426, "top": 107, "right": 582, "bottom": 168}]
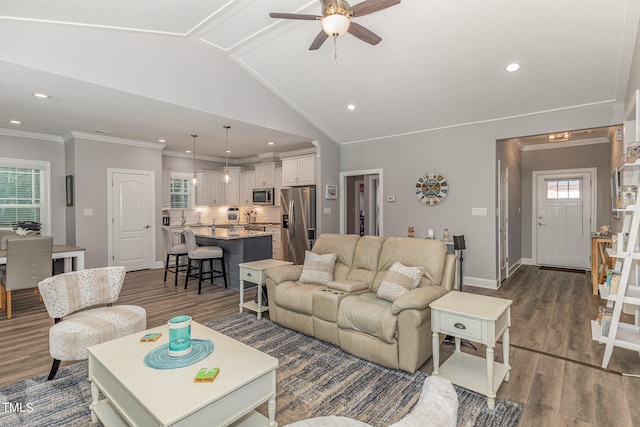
[
  {"left": 349, "top": 0, "right": 401, "bottom": 17},
  {"left": 347, "top": 22, "right": 382, "bottom": 45},
  {"left": 269, "top": 13, "right": 320, "bottom": 21},
  {"left": 309, "top": 31, "right": 329, "bottom": 50}
]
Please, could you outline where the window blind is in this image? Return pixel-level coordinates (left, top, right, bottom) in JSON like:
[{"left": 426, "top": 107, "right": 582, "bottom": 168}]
[{"left": 0, "top": 158, "right": 50, "bottom": 235}]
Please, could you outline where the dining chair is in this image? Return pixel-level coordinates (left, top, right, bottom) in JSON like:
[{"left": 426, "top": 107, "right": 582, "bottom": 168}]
[
  {"left": 182, "top": 227, "right": 228, "bottom": 294},
  {"left": 161, "top": 227, "right": 188, "bottom": 286},
  {"left": 0, "top": 236, "right": 53, "bottom": 319},
  {"left": 38, "top": 266, "right": 147, "bottom": 380}
]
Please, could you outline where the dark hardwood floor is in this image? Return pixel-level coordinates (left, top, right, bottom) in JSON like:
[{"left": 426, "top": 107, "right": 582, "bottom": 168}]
[{"left": 0, "top": 265, "right": 638, "bottom": 426}]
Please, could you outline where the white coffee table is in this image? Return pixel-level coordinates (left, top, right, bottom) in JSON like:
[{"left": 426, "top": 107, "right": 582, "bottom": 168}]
[
  {"left": 430, "top": 291, "right": 512, "bottom": 409},
  {"left": 239, "top": 259, "right": 292, "bottom": 319},
  {"left": 88, "top": 321, "right": 279, "bottom": 426}
]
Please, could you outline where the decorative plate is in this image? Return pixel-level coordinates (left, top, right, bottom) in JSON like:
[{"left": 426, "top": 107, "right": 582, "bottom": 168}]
[
  {"left": 144, "top": 339, "right": 214, "bottom": 370},
  {"left": 416, "top": 173, "right": 448, "bottom": 206}
]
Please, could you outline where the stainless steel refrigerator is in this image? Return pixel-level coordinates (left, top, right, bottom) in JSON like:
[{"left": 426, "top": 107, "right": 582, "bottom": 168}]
[{"left": 281, "top": 186, "right": 316, "bottom": 265}]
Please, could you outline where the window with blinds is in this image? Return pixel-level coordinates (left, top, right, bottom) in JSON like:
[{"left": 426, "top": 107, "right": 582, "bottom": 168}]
[
  {"left": 0, "top": 158, "right": 50, "bottom": 234},
  {"left": 170, "top": 177, "right": 190, "bottom": 209}
]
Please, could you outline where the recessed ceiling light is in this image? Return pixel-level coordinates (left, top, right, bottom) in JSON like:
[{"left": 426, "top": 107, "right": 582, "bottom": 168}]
[
  {"left": 9, "top": 120, "right": 21, "bottom": 125},
  {"left": 505, "top": 63, "right": 521, "bottom": 73},
  {"left": 347, "top": 104, "right": 356, "bottom": 111},
  {"left": 226, "top": 150, "right": 232, "bottom": 154},
  {"left": 267, "top": 141, "right": 275, "bottom": 146},
  {"left": 158, "top": 139, "right": 166, "bottom": 143},
  {"left": 186, "top": 150, "right": 192, "bottom": 153},
  {"left": 33, "top": 93, "right": 51, "bottom": 99}
]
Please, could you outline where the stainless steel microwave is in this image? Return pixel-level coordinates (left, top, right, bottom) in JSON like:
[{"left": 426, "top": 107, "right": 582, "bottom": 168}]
[{"left": 252, "top": 188, "right": 275, "bottom": 205}]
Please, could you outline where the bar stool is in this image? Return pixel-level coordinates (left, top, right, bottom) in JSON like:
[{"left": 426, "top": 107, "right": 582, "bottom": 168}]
[
  {"left": 161, "top": 227, "right": 188, "bottom": 286},
  {"left": 182, "top": 227, "right": 228, "bottom": 294}
]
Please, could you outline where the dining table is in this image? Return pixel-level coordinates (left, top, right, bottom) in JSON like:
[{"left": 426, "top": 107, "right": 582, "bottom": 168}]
[{"left": 0, "top": 244, "right": 86, "bottom": 272}]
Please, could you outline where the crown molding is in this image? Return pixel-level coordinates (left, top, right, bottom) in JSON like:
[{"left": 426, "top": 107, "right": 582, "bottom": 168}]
[
  {"left": 278, "top": 147, "right": 317, "bottom": 158},
  {"left": 521, "top": 137, "right": 609, "bottom": 151},
  {"left": 69, "top": 131, "right": 166, "bottom": 150},
  {"left": 0, "top": 128, "right": 64, "bottom": 143}
]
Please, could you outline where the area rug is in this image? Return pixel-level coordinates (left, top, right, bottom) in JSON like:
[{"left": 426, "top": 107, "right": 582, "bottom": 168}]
[{"left": 0, "top": 313, "right": 522, "bottom": 427}]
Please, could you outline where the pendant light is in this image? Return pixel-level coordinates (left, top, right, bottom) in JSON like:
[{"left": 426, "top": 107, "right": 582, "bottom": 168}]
[
  {"left": 190, "top": 134, "right": 198, "bottom": 186},
  {"left": 222, "top": 125, "right": 232, "bottom": 184}
]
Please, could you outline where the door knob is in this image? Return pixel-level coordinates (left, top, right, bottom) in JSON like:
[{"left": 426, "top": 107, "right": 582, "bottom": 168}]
[{"left": 144, "top": 225, "right": 150, "bottom": 229}]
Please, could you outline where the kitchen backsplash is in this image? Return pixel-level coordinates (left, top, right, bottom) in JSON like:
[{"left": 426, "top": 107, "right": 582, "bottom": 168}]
[{"left": 167, "top": 205, "right": 280, "bottom": 226}]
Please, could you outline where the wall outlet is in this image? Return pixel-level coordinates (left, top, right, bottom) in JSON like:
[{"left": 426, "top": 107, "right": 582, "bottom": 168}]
[
  {"left": 471, "top": 207, "right": 487, "bottom": 216},
  {"left": 324, "top": 207, "right": 331, "bottom": 215},
  {"left": 387, "top": 196, "right": 396, "bottom": 202},
  {"left": 83, "top": 208, "right": 93, "bottom": 216}
]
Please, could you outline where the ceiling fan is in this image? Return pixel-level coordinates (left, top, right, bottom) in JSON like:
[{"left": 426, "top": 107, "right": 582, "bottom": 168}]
[{"left": 270, "top": 0, "right": 401, "bottom": 51}]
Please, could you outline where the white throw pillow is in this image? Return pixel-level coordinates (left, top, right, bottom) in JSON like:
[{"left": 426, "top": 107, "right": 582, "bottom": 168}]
[
  {"left": 299, "top": 251, "right": 337, "bottom": 285},
  {"left": 377, "top": 261, "right": 424, "bottom": 302}
]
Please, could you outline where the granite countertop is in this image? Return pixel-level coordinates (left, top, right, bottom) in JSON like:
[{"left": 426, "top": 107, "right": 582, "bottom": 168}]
[{"left": 190, "top": 228, "right": 273, "bottom": 240}]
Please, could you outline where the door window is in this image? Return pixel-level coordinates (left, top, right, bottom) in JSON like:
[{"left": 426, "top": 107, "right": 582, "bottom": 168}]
[{"left": 546, "top": 179, "right": 581, "bottom": 199}]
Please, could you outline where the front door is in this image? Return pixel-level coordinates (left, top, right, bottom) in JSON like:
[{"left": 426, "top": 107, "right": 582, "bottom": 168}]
[
  {"left": 110, "top": 169, "right": 154, "bottom": 271},
  {"left": 536, "top": 172, "right": 592, "bottom": 269}
]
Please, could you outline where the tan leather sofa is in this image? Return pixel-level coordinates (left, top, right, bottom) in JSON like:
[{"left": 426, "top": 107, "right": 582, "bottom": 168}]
[{"left": 265, "top": 234, "right": 456, "bottom": 373}]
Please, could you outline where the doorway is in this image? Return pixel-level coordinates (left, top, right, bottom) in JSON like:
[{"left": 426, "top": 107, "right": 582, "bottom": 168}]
[
  {"left": 340, "top": 169, "right": 383, "bottom": 236},
  {"left": 532, "top": 168, "right": 595, "bottom": 269},
  {"left": 498, "top": 160, "right": 509, "bottom": 282},
  {"left": 107, "top": 168, "right": 156, "bottom": 271}
]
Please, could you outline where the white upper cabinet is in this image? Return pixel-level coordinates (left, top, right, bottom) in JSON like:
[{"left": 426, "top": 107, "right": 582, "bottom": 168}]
[
  {"left": 223, "top": 167, "right": 241, "bottom": 205},
  {"left": 282, "top": 155, "right": 315, "bottom": 186},
  {"left": 240, "top": 171, "right": 256, "bottom": 206},
  {"left": 254, "top": 163, "right": 276, "bottom": 188}
]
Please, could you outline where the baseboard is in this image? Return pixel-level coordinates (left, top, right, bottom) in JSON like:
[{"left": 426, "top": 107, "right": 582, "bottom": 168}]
[
  {"left": 509, "top": 260, "right": 522, "bottom": 276},
  {"left": 152, "top": 261, "right": 164, "bottom": 269},
  {"left": 521, "top": 257, "right": 535, "bottom": 265},
  {"left": 463, "top": 276, "right": 499, "bottom": 290}
]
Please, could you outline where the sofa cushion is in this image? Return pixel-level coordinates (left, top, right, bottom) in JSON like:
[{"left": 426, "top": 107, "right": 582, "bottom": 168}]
[
  {"left": 274, "top": 281, "right": 319, "bottom": 315},
  {"left": 300, "top": 251, "right": 338, "bottom": 285},
  {"left": 311, "top": 234, "right": 360, "bottom": 281},
  {"left": 337, "top": 293, "right": 396, "bottom": 344},
  {"left": 372, "top": 238, "right": 447, "bottom": 292},
  {"left": 377, "top": 262, "right": 424, "bottom": 302},
  {"left": 347, "top": 236, "right": 384, "bottom": 286}
]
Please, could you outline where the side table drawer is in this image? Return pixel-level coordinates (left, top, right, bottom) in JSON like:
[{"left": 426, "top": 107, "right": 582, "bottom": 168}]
[
  {"left": 439, "top": 312, "right": 482, "bottom": 341},
  {"left": 241, "top": 268, "right": 263, "bottom": 284}
]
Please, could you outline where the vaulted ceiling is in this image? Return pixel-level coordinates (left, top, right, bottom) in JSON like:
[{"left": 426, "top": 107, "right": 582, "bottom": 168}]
[{"left": 0, "top": 0, "right": 638, "bottom": 159}]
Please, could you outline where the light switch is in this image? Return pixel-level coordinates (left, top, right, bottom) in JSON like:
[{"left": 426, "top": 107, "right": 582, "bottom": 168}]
[
  {"left": 387, "top": 196, "right": 396, "bottom": 202},
  {"left": 84, "top": 208, "right": 93, "bottom": 216},
  {"left": 324, "top": 207, "right": 331, "bottom": 215},
  {"left": 471, "top": 208, "right": 487, "bottom": 216}
]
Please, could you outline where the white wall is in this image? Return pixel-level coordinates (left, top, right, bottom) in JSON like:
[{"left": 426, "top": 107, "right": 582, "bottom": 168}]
[{"left": 341, "top": 103, "right": 623, "bottom": 287}]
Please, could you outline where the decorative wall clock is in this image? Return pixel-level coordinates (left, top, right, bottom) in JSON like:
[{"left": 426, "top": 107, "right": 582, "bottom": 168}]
[{"left": 416, "top": 173, "right": 448, "bottom": 206}]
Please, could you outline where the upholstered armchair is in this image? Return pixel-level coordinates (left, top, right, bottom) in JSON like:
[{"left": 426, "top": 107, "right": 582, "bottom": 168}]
[
  {"left": 0, "top": 235, "right": 53, "bottom": 319},
  {"left": 38, "top": 266, "right": 147, "bottom": 380}
]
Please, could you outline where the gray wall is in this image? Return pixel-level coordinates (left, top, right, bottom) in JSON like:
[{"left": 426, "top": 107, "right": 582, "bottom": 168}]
[
  {"left": 520, "top": 142, "right": 612, "bottom": 261},
  {"left": 0, "top": 133, "right": 67, "bottom": 244},
  {"left": 70, "top": 136, "right": 163, "bottom": 268},
  {"left": 341, "top": 103, "right": 622, "bottom": 287}
]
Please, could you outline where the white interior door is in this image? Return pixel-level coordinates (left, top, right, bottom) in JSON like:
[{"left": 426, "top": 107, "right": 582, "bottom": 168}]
[
  {"left": 536, "top": 173, "right": 591, "bottom": 269},
  {"left": 110, "top": 170, "right": 154, "bottom": 271},
  {"left": 498, "top": 161, "right": 509, "bottom": 282}
]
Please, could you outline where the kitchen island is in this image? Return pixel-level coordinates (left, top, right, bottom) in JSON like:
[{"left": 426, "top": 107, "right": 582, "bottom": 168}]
[{"left": 188, "top": 227, "right": 273, "bottom": 290}]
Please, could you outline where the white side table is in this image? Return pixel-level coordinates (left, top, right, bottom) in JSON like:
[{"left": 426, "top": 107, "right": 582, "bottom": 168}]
[
  {"left": 239, "top": 259, "right": 292, "bottom": 319},
  {"left": 430, "top": 291, "right": 512, "bottom": 409}
]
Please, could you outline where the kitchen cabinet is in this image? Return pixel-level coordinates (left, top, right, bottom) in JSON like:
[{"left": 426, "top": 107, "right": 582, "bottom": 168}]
[
  {"left": 274, "top": 167, "right": 282, "bottom": 206},
  {"left": 222, "top": 167, "right": 241, "bottom": 205},
  {"left": 254, "top": 163, "right": 276, "bottom": 188},
  {"left": 195, "top": 171, "right": 224, "bottom": 206},
  {"left": 240, "top": 171, "right": 256, "bottom": 206},
  {"left": 162, "top": 168, "right": 171, "bottom": 208},
  {"left": 282, "top": 155, "right": 315, "bottom": 186}
]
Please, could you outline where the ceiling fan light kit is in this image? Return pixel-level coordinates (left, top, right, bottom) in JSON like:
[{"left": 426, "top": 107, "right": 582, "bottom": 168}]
[{"left": 270, "top": 0, "right": 400, "bottom": 53}]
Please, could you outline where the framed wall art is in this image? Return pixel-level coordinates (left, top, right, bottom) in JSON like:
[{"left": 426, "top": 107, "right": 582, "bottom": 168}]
[{"left": 325, "top": 184, "right": 337, "bottom": 200}]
